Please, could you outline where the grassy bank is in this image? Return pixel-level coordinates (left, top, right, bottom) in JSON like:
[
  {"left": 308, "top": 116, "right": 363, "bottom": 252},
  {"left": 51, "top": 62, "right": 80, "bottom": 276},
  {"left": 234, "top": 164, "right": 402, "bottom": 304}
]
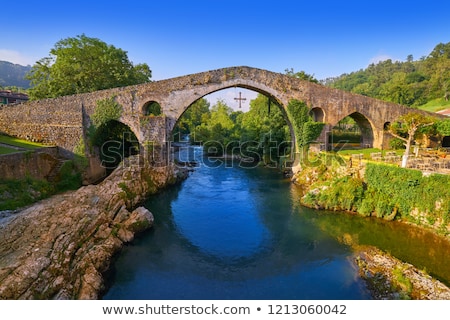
[
  {"left": 296, "top": 153, "right": 450, "bottom": 237},
  {"left": 0, "top": 134, "right": 49, "bottom": 155},
  {"left": 0, "top": 135, "right": 82, "bottom": 211},
  {"left": 0, "top": 161, "right": 82, "bottom": 211},
  {"left": 0, "top": 146, "right": 18, "bottom": 155},
  {"left": 0, "top": 177, "right": 55, "bottom": 211},
  {"left": 417, "top": 98, "right": 450, "bottom": 113},
  {"left": 0, "top": 135, "right": 48, "bottom": 149}
]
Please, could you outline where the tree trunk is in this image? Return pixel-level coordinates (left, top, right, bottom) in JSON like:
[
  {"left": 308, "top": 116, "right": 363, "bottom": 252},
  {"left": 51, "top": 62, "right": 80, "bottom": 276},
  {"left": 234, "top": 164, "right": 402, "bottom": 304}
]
[
  {"left": 401, "top": 128, "right": 416, "bottom": 168},
  {"left": 401, "top": 139, "right": 411, "bottom": 168}
]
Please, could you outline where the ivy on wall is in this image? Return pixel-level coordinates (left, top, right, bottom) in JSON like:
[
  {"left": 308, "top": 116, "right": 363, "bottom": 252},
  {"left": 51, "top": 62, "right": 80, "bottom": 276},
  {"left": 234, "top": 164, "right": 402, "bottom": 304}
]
[
  {"left": 302, "top": 162, "right": 450, "bottom": 234},
  {"left": 363, "top": 163, "right": 450, "bottom": 224},
  {"left": 91, "top": 96, "right": 123, "bottom": 127},
  {"left": 286, "top": 99, "right": 325, "bottom": 155},
  {"left": 72, "top": 96, "right": 125, "bottom": 169}
]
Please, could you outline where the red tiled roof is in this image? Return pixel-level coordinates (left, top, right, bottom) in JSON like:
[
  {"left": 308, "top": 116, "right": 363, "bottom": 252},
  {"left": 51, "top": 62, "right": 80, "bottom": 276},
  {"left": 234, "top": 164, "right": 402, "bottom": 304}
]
[{"left": 436, "top": 108, "right": 450, "bottom": 116}]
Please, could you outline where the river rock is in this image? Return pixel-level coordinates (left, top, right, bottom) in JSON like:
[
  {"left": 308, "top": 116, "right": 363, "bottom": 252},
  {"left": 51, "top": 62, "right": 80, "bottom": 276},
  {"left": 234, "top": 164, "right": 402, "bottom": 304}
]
[
  {"left": 355, "top": 246, "right": 450, "bottom": 300},
  {"left": 0, "top": 157, "right": 186, "bottom": 299}
]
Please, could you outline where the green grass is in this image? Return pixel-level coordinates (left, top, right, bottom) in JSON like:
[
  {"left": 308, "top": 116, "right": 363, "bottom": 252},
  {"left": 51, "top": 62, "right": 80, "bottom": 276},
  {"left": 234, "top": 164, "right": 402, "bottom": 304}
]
[
  {"left": 0, "top": 161, "right": 82, "bottom": 211},
  {"left": 0, "top": 135, "right": 47, "bottom": 149},
  {"left": 0, "top": 146, "right": 19, "bottom": 155},
  {"left": 336, "top": 148, "right": 403, "bottom": 159},
  {"left": 337, "top": 148, "right": 382, "bottom": 159},
  {"left": 0, "top": 177, "right": 55, "bottom": 211},
  {"left": 417, "top": 98, "right": 450, "bottom": 113}
]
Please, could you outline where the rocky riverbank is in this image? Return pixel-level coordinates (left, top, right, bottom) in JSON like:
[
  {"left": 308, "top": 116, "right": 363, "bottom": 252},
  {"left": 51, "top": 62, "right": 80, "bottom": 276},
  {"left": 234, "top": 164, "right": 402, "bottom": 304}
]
[
  {"left": 0, "top": 157, "right": 188, "bottom": 299},
  {"left": 354, "top": 246, "right": 450, "bottom": 299}
]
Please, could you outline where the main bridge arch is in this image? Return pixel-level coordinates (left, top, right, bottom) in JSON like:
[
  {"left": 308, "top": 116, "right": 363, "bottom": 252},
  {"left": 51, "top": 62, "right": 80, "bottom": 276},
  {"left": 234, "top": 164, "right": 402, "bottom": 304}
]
[
  {"left": 162, "top": 80, "right": 295, "bottom": 145},
  {"left": 166, "top": 80, "right": 287, "bottom": 132}
]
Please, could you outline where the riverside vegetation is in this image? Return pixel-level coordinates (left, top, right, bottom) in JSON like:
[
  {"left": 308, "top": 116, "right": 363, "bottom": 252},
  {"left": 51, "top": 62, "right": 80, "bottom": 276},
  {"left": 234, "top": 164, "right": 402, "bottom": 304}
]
[
  {"left": 292, "top": 153, "right": 450, "bottom": 299},
  {"left": 295, "top": 154, "right": 450, "bottom": 236}
]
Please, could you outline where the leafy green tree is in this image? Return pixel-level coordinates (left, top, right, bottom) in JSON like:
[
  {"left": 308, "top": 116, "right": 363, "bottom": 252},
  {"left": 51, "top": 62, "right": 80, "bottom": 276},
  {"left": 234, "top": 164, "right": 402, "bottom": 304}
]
[
  {"left": 208, "top": 99, "right": 234, "bottom": 130},
  {"left": 240, "top": 94, "right": 290, "bottom": 164},
  {"left": 285, "top": 68, "right": 319, "bottom": 83},
  {"left": 88, "top": 97, "right": 139, "bottom": 170},
  {"left": 426, "top": 43, "right": 450, "bottom": 101},
  {"left": 388, "top": 112, "right": 436, "bottom": 167},
  {"left": 436, "top": 118, "right": 450, "bottom": 136},
  {"left": 174, "top": 98, "right": 210, "bottom": 141},
  {"left": 26, "top": 34, "right": 151, "bottom": 100},
  {"left": 326, "top": 42, "right": 450, "bottom": 107},
  {"left": 325, "top": 43, "right": 450, "bottom": 106},
  {"left": 192, "top": 99, "right": 236, "bottom": 155}
]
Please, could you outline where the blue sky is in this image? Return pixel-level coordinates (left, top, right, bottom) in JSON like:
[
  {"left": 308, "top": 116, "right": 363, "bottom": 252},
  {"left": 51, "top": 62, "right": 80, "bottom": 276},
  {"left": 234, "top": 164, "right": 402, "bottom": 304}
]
[{"left": 1, "top": 1, "right": 449, "bottom": 109}]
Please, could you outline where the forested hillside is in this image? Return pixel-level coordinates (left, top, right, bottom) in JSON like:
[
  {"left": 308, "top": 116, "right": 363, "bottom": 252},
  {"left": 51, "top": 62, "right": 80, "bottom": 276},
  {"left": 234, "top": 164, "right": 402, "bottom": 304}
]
[
  {"left": 0, "top": 61, "right": 31, "bottom": 89},
  {"left": 324, "top": 42, "right": 450, "bottom": 110}
]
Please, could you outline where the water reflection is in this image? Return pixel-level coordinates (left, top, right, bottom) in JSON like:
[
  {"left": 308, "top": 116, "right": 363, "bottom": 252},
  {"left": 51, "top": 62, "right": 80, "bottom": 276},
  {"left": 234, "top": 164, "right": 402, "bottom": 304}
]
[
  {"left": 171, "top": 159, "right": 269, "bottom": 261},
  {"left": 103, "top": 155, "right": 369, "bottom": 299},
  {"left": 102, "top": 148, "right": 450, "bottom": 300}
]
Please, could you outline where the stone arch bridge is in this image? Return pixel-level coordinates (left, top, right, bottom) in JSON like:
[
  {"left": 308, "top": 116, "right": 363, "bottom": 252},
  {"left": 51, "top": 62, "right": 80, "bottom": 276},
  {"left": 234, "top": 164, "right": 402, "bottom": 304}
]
[{"left": 0, "top": 66, "right": 432, "bottom": 176}]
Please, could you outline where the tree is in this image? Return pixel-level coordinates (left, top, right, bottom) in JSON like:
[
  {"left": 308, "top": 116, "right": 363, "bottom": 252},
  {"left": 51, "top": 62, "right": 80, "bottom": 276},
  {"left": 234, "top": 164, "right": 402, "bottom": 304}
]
[
  {"left": 388, "top": 112, "right": 436, "bottom": 167},
  {"left": 426, "top": 43, "right": 450, "bottom": 101},
  {"left": 174, "top": 98, "right": 210, "bottom": 141},
  {"left": 285, "top": 68, "right": 319, "bottom": 83},
  {"left": 325, "top": 44, "right": 450, "bottom": 107},
  {"left": 240, "top": 94, "right": 290, "bottom": 165},
  {"left": 191, "top": 99, "right": 236, "bottom": 155},
  {"left": 436, "top": 118, "right": 450, "bottom": 136},
  {"left": 26, "top": 34, "right": 151, "bottom": 100}
]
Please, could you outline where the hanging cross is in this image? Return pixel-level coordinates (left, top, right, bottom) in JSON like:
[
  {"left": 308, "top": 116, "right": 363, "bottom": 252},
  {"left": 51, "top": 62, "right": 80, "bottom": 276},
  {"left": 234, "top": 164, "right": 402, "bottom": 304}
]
[{"left": 234, "top": 91, "right": 246, "bottom": 108}]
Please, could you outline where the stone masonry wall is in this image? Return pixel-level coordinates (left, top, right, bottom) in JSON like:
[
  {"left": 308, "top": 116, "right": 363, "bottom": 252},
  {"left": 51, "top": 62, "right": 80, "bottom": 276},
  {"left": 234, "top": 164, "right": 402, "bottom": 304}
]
[
  {"left": 0, "top": 148, "right": 60, "bottom": 180},
  {"left": 0, "top": 98, "right": 84, "bottom": 153}
]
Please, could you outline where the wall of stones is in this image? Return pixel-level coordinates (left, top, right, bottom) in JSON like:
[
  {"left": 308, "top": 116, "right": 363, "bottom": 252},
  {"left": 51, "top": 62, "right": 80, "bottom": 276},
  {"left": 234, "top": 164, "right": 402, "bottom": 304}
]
[
  {"left": 0, "top": 97, "right": 84, "bottom": 153},
  {"left": 0, "top": 147, "right": 59, "bottom": 180}
]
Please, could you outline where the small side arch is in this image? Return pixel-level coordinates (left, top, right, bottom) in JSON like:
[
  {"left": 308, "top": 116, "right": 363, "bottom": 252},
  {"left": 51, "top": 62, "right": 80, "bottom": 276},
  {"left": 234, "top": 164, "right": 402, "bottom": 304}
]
[
  {"left": 330, "top": 112, "right": 375, "bottom": 149},
  {"left": 142, "top": 101, "right": 162, "bottom": 116},
  {"left": 442, "top": 136, "right": 450, "bottom": 148},
  {"left": 310, "top": 107, "right": 325, "bottom": 122}
]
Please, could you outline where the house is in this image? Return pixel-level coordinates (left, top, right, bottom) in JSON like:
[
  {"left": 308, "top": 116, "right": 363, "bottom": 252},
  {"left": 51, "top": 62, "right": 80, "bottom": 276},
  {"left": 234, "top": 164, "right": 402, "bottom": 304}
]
[
  {"left": 436, "top": 108, "right": 450, "bottom": 117},
  {"left": 0, "top": 90, "right": 29, "bottom": 104}
]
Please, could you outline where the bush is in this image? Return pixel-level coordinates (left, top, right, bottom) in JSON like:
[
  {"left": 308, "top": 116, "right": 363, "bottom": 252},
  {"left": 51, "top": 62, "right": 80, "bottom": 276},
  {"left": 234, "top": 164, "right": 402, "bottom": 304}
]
[
  {"left": 364, "top": 163, "right": 450, "bottom": 224},
  {"left": 316, "top": 176, "right": 365, "bottom": 212},
  {"left": 300, "top": 162, "right": 450, "bottom": 230},
  {"left": 389, "top": 138, "right": 405, "bottom": 150}
]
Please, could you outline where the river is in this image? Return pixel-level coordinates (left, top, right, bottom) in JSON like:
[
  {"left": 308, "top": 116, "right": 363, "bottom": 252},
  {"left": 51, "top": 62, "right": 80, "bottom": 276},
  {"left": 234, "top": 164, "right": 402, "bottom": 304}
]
[{"left": 102, "top": 146, "right": 450, "bottom": 299}]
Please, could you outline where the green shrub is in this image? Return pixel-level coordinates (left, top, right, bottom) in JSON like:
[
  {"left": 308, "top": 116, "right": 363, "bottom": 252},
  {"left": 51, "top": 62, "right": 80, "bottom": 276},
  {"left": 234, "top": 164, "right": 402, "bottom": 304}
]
[
  {"left": 389, "top": 137, "right": 406, "bottom": 150},
  {"left": 315, "top": 176, "right": 365, "bottom": 212},
  {"left": 364, "top": 163, "right": 450, "bottom": 225},
  {"left": 300, "top": 161, "right": 450, "bottom": 231},
  {"left": 358, "top": 198, "right": 374, "bottom": 217},
  {"left": 56, "top": 161, "right": 82, "bottom": 191},
  {"left": 0, "top": 177, "right": 54, "bottom": 210}
]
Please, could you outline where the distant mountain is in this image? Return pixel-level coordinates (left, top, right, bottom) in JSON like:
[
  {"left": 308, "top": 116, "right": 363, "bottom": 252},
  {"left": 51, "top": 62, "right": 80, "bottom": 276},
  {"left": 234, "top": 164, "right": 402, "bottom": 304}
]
[{"left": 0, "top": 61, "right": 31, "bottom": 89}]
